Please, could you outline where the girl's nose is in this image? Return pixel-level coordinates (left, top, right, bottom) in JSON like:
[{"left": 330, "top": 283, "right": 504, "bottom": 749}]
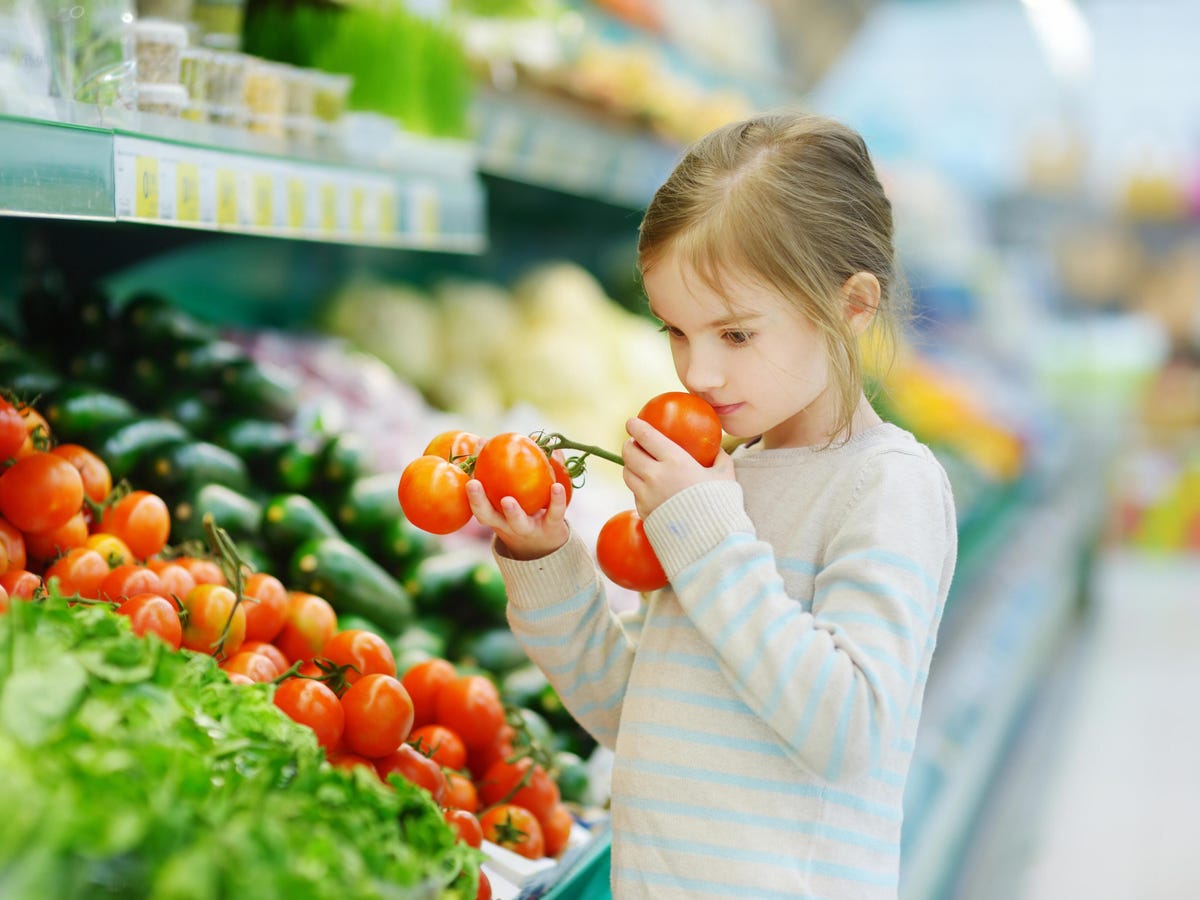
[{"left": 682, "top": 350, "right": 723, "bottom": 393}]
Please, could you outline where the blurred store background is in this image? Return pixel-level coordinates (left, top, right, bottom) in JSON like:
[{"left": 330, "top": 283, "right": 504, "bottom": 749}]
[{"left": 1, "top": 0, "right": 1197, "bottom": 898}]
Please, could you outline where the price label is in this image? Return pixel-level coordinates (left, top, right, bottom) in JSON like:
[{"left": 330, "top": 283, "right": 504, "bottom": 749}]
[
  {"left": 176, "top": 162, "right": 200, "bottom": 223},
  {"left": 414, "top": 186, "right": 439, "bottom": 239},
  {"left": 287, "top": 177, "right": 307, "bottom": 230},
  {"left": 320, "top": 183, "right": 337, "bottom": 233},
  {"left": 216, "top": 169, "right": 238, "bottom": 226},
  {"left": 253, "top": 173, "right": 274, "bottom": 228},
  {"left": 349, "top": 186, "right": 366, "bottom": 234},
  {"left": 135, "top": 156, "right": 159, "bottom": 219},
  {"left": 378, "top": 190, "right": 397, "bottom": 237}
]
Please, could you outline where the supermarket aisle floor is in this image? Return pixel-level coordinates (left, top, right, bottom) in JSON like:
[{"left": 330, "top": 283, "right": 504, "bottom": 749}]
[{"left": 952, "top": 549, "right": 1200, "bottom": 900}]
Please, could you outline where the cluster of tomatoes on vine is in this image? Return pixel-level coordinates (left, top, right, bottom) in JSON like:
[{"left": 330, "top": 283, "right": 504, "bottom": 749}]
[{"left": 397, "top": 391, "right": 723, "bottom": 593}]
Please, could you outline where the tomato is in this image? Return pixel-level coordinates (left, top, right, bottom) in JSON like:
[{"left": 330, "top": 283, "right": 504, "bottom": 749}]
[
  {"left": 227, "top": 672, "right": 254, "bottom": 685},
  {"left": 541, "top": 802, "right": 574, "bottom": 859},
  {"left": 424, "top": 430, "right": 483, "bottom": 462},
  {"left": 0, "top": 584, "right": 9, "bottom": 615},
  {"left": 16, "top": 405, "right": 50, "bottom": 458},
  {"left": 549, "top": 451, "right": 573, "bottom": 507},
  {"left": 273, "top": 590, "right": 337, "bottom": 663},
  {"left": 327, "top": 751, "right": 374, "bottom": 772},
  {"left": 98, "top": 563, "right": 165, "bottom": 603},
  {"left": 638, "top": 391, "right": 722, "bottom": 467},
  {"left": 341, "top": 672, "right": 414, "bottom": 758},
  {"left": 479, "top": 804, "right": 545, "bottom": 860},
  {"left": 443, "top": 770, "right": 479, "bottom": 813},
  {"left": 467, "top": 723, "right": 515, "bottom": 780},
  {"left": 596, "top": 509, "right": 667, "bottom": 592},
  {"left": 401, "top": 656, "right": 457, "bottom": 729},
  {"left": 443, "top": 808, "right": 484, "bottom": 848},
  {"left": 168, "top": 555, "right": 226, "bottom": 587},
  {"left": 472, "top": 433, "right": 554, "bottom": 516},
  {"left": 398, "top": 455, "right": 472, "bottom": 535},
  {"left": 374, "top": 742, "right": 447, "bottom": 803},
  {"left": 84, "top": 532, "right": 133, "bottom": 568},
  {"left": 0, "top": 518, "right": 25, "bottom": 573},
  {"left": 0, "top": 397, "right": 25, "bottom": 460},
  {"left": 23, "top": 511, "right": 88, "bottom": 564},
  {"left": 322, "top": 628, "right": 397, "bottom": 684},
  {"left": 44, "top": 547, "right": 109, "bottom": 598},
  {"left": 147, "top": 561, "right": 197, "bottom": 602},
  {"left": 478, "top": 756, "right": 561, "bottom": 824},
  {"left": 435, "top": 673, "right": 505, "bottom": 751},
  {"left": 408, "top": 723, "right": 467, "bottom": 770},
  {"left": 221, "top": 650, "right": 279, "bottom": 683},
  {"left": 50, "top": 444, "right": 112, "bottom": 505},
  {"left": 476, "top": 869, "right": 492, "bottom": 900},
  {"left": 180, "top": 582, "right": 245, "bottom": 658},
  {"left": 0, "top": 452, "right": 84, "bottom": 533},
  {"left": 241, "top": 571, "right": 288, "bottom": 643},
  {"left": 241, "top": 640, "right": 289, "bottom": 677},
  {"left": 273, "top": 676, "right": 344, "bottom": 751},
  {"left": 98, "top": 490, "right": 170, "bottom": 561},
  {"left": 0, "top": 569, "right": 41, "bottom": 600},
  {"left": 116, "top": 592, "right": 183, "bottom": 650}
]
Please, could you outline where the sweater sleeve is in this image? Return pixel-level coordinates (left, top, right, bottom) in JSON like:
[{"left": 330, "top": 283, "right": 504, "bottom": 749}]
[
  {"left": 496, "top": 530, "right": 645, "bottom": 750},
  {"left": 643, "top": 449, "right": 956, "bottom": 781}
]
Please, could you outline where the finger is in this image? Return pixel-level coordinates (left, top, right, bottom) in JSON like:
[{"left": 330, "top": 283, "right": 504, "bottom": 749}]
[
  {"left": 466, "top": 480, "right": 504, "bottom": 528},
  {"left": 546, "top": 481, "right": 569, "bottom": 520},
  {"left": 499, "top": 495, "right": 538, "bottom": 534},
  {"left": 625, "top": 417, "right": 688, "bottom": 462}
]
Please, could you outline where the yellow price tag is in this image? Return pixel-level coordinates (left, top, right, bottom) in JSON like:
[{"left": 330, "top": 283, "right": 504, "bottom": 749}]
[
  {"left": 320, "top": 183, "right": 337, "bottom": 233},
  {"left": 216, "top": 169, "right": 238, "bottom": 226},
  {"left": 416, "top": 189, "right": 439, "bottom": 238},
  {"left": 287, "top": 177, "right": 306, "bottom": 230},
  {"left": 135, "top": 156, "right": 159, "bottom": 219},
  {"left": 378, "top": 190, "right": 396, "bottom": 237},
  {"left": 349, "top": 186, "right": 366, "bottom": 234},
  {"left": 253, "top": 174, "right": 274, "bottom": 228},
  {"left": 176, "top": 163, "right": 200, "bottom": 222}
]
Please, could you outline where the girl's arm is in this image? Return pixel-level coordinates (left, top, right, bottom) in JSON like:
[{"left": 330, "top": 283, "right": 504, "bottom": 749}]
[{"left": 644, "top": 450, "right": 956, "bottom": 781}]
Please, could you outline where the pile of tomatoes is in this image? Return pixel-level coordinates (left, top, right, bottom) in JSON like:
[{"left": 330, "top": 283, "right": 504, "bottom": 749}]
[{"left": 397, "top": 391, "right": 723, "bottom": 593}]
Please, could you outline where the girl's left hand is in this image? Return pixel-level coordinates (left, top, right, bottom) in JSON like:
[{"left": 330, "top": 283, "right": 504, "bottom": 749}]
[{"left": 621, "top": 417, "right": 735, "bottom": 517}]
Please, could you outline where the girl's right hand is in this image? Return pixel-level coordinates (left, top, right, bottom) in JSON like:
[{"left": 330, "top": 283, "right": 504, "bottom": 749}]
[{"left": 466, "top": 479, "right": 570, "bottom": 561}]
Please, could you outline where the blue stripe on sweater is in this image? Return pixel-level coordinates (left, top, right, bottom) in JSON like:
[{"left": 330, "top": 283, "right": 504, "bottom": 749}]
[
  {"left": 740, "top": 603, "right": 805, "bottom": 687},
  {"left": 814, "top": 578, "right": 929, "bottom": 624},
  {"left": 692, "top": 555, "right": 772, "bottom": 621},
  {"left": 671, "top": 532, "right": 757, "bottom": 593},
  {"left": 638, "top": 650, "right": 720, "bottom": 671},
  {"left": 791, "top": 651, "right": 836, "bottom": 750},
  {"left": 622, "top": 721, "right": 788, "bottom": 756},
  {"left": 760, "top": 624, "right": 817, "bottom": 719},
  {"left": 819, "top": 610, "right": 912, "bottom": 640},
  {"left": 822, "top": 548, "right": 939, "bottom": 594},
  {"left": 626, "top": 685, "right": 755, "bottom": 716},
  {"left": 510, "top": 583, "right": 597, "bottom": 622},
  {"left": 615, "top": 867, "right": 828, "bottom": 899}
]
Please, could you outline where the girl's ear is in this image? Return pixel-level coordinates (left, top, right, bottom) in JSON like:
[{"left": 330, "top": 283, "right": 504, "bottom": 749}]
[{"left": 842, "top": 272, "right": 880, "bottom": 335}]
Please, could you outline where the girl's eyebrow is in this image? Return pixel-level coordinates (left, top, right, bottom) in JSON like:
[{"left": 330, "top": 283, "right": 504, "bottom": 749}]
[{"left": 649, "top": 304, "right": 763, "bottom": 331}]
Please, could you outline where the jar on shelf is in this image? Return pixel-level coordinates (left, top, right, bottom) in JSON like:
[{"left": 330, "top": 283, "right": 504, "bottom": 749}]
[
  {"left": 205, "top": 49, "right": 248, "bottom": 127},
  {"left": 137, "top": 82, "right": 188, "bottom": 117},
  {"left": 283, "top": 66, "right": 319, "bottom": 145},
  {"left": 312, "top": 70, "right": 353, "bottom": 137},
  {"left": 243, "top": 58, "right": 287, "bottom": 137},
  {"left": 178, "top": 45, "right": 209, "bottom": 120},
  {"left": 134, "top": 18, "right": 189, "bottom": 84}
]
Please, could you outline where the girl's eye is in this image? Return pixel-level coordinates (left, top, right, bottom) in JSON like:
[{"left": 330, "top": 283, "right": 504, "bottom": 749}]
[
  {"left": 658, "top": 323, "right": 684, "bottom": 339},
  {"left": 724, "top": 331, "right": 753, "bottom": 345}
]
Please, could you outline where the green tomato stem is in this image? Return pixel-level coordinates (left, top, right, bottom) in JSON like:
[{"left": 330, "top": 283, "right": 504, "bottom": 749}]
[{"left": 541, "top": 433, "right": 623, "bottom": 467}]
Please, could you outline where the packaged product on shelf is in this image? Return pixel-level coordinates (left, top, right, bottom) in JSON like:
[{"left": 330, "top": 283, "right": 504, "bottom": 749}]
[
  {"left": 205, "top": 48, "right": 246, "bottom": 126},
  {"left": 0, "top": 0, "right": 53, "bottom": 107},
  {"left": 312, "top": 69, "right": 352, "bottom": 138},
  {"left": 133, "top": 18, "right": 188, "bottom": 83},
  {"left": 178, "top": 44, "right": 209, "bottom": 121},
  {"left": 243, "top": 57, "right": 286, "bottom": 137},
  {"left": 136, "top": 81, "right": 186, "bottom": 116},
  {"left": 46, "top": 0, "right": 137, "bottom": 110},
  {"left": 283, "top": 64, "right": 317, "bottom": 145}
]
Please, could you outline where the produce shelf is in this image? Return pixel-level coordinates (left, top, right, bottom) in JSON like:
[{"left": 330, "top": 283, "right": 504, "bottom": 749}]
[{"left": 0, "top": 104, "right": 486, "bottom": 253}]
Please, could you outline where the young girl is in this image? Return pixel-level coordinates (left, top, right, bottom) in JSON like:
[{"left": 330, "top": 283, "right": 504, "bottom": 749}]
[{"left": 466, "top": 112, "right": 958, "bottom": 899}]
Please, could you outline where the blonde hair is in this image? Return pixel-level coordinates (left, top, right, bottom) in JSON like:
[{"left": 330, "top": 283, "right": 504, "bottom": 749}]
[{"left": 637, "top": 111, "right": 909, "bottom": 442}]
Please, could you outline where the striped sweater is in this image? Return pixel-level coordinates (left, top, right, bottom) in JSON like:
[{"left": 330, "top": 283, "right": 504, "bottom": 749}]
[{"left": 497, "top": 423, "right": 957, "bottom": 899}]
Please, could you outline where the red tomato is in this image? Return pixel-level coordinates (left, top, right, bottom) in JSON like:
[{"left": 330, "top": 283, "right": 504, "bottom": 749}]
[
  {"left": 479, "top": 804, "right": 545, "bottom": 860},
  {"left": 596, "top": 509, "right": 667, "bottom": 592},
  {"left": 180, "top": 582, "right": 245, "bottom": 658},
  {"left": 241, "top": 571, "right": 288, "bottom": 643},
  {"left": 408, "top": 723, "right": 467, "bottom": 770},
  {"left": 43, "top": 547, "right": 109, "bottom": 598},
  {"left": 0, "top": 397, "right": 25, "bottom": 460},
  {"left": 98, "top": 563, "right": 165, "bottom": 603},
  {"left": 443, "top": 770, "right": 479, "bottom": 813},
  {"left": 0, "top": 584, "right": 8, "bottom": 614},
  {"left": 423, "top": 430, "right": 483, "bottom": 462},
  {"left": 98, "top": 490, "right": 170, "bottom": 561},
  {"left": 472, "top": 433, "right": 554, "bottom": 516},
  {"left": 16, "top": 405, "right": 50, "bottom": 458},
  {"left": 541, "top": 802, "right": 574, "bottom": 859},
  {"left": 549, "top": 451, "right": 574, "bottom": 507},
  {"left": 322, "top": 628, "right": 397, "bottom": 684},
  {"left": 227, "top": 673, "right": 254, "bottom": 685},
  {"left": 476, "top": 869, "right": 492, "bottom": 900},
  {"left": 341, "top": 673, "right": 415, "bottom": 758},
  {"left": 478, "top": 756, "right": 561, "bottom": 824},
  {"left": 374, "top": 742, "right": 447, "bottom": 803},
  {"left": 116, "top": 592, "right": 183, "bottom": 650},
  {"left": 401, "top": 656, "right": 457, "bottom": 729},
  {"left": 273, "top": 590, "right": 337, "bottom": 663},
  {"left": 435, "top": 674, "right": 505, "bottom": 751},
  {"left": 169, "top": 555, "right": 226, "bottom": 586},
  {"left": 327, "top": 751, "right": 374, "bottom": 772},
  {"left": 220, "top": 650, "right": 279, "bottom": 683},
  {"left": 467, "top": 723, "right": 515, "bottom": 780},
  {"left": 273, "top": 676, "right": 344, "bottom": 751},
  {"left": 84, "top": 533, "right": 132, "bottom": 568},
  {"left": 0, "top": 569, "right": 41, "bottom": 600},
  {"left": 241, "top": 640, "right": 289, "bottom": 677},
  {"left": 23, "top": 511, "right": 88, "bottom": 563},
  {"left": 638, "top": 391, "right": 722, "bottom": 467},
  {"left": 0, "top": 451, "right": 84, "bottom": 533},
  {"left": 0, "top": 518, "right": 25, "bottom": 573},
  {"left": 443, "top": 808, "right": 484, "bottom": 848},
  {"left": 397, "top": 455, "right": 472, "bottom": 535},
  {"left": 50, "top": 444, "right": 112, "bottom": 505},
  {"left": 147, "top": 561, "right": 197, "bottom": 602}
]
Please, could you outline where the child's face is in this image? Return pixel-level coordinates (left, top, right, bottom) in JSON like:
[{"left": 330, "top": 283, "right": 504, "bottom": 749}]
[{"left": 643, "top": 248, "right": 839, "bottom": 449}]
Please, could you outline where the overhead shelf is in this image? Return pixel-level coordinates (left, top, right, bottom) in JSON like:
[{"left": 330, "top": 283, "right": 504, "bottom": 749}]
[{"left": 0, "top": 104, "right": 486, "bottom": 253}]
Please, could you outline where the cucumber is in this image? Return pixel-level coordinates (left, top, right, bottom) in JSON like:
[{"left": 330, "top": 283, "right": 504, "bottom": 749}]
[
  {"left": 376, "top": 514, "right": 437, "bottom": 580},
  {"left": 210, "top": 418, "right": 293, "bottom": 473},
  {"left": 131, "top": 439, "right": 251, "bottom": 504},
  {"left": 334, "top": 471, "right": 404, "bottom": 545},
  {"left": 454, "top": 627, "right": 529, "bottom": 675},
  {"left": 288, "top": 536, "right": 413, "bottom": 635},
  {"left": 269, "top": 439, "right": 321, "bottom": 494},
  {"left": 156, "top": 391, "right": 219, "bottom": 438},
  {"left": 260, "top": 493, "right": 342, "bottom": 561},
  {"left": 219, "top": 359, "right": 298, "bottom": 420},
  {"left": 170, "top": 339, "right": 247, "bottom": 390},
  {"left": 41, "top": 385, "right": 139, "bottom": 445},
  {"left": 0, "top": 365, "right": 63, "bottom": 400},
  {"left": 171, "top": 482, "right": 264, "bottom": 546},
  {"left": 125, "top": 354, "right": 168, "bottom": 407},
  {"left": 94, "top": 417, "right": 190, "bottom": 481},
  {"left": 406, "top": 552, "right": 507, "bottom": 627},
  {"left": 314, "top": 432, "right": 369, "bottom": 497},
  {"left": 118, "top": 292, "right": 216, "bottom": 355}
]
